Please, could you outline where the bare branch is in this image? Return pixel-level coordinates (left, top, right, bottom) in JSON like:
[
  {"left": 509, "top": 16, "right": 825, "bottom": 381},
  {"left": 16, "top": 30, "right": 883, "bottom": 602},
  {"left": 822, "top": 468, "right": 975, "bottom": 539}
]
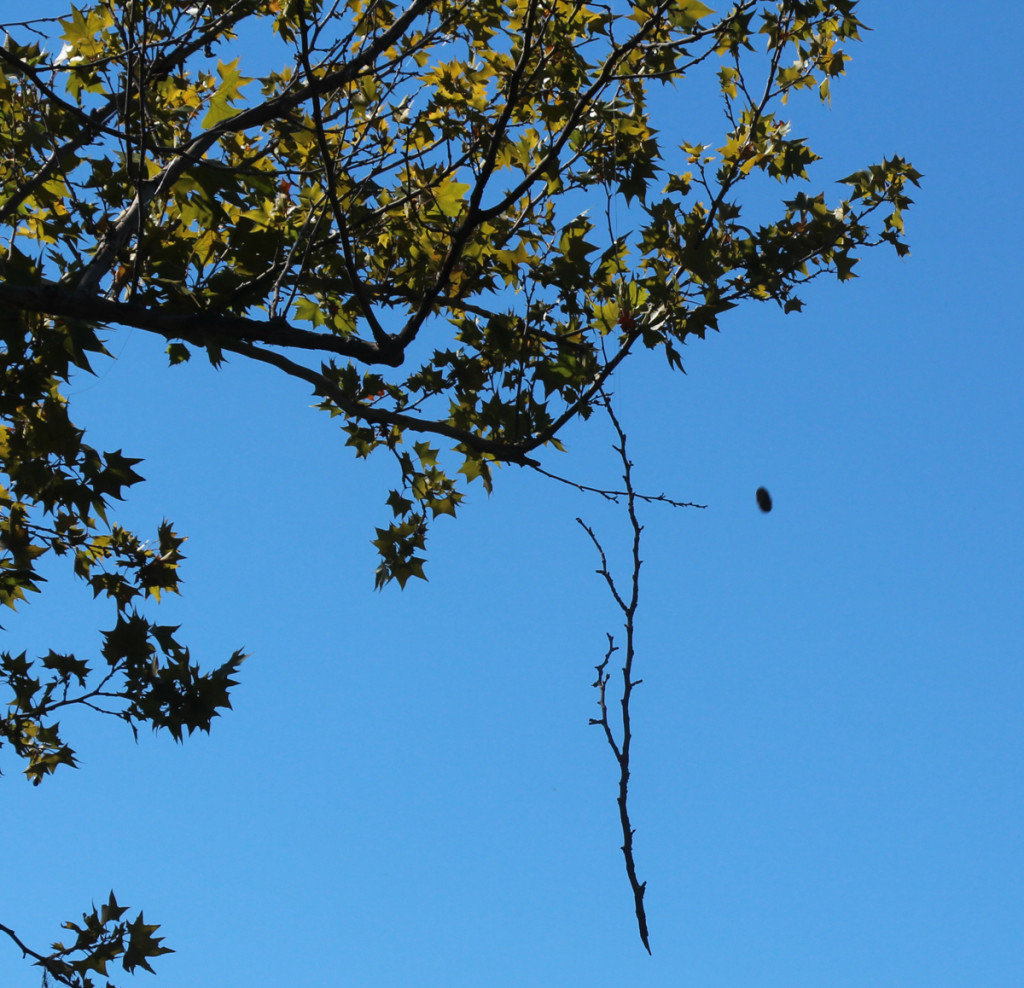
[{"left": 577, "top": 394, "right": 655, "bottom": 954}]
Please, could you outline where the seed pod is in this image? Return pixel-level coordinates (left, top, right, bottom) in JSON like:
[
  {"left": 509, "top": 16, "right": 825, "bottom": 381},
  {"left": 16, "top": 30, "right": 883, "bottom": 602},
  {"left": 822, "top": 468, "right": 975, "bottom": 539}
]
[{"left": 756, "top": 487, "right": 772, "bottom": 513}]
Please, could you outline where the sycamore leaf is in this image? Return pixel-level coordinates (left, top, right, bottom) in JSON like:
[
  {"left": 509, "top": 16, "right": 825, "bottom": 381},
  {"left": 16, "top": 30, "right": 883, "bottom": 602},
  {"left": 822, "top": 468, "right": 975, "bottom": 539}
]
[
  {"left": 123, "top": 912, "right": 174, "bottom": 974},
  {"left": 431, "top": 180, "right": 471, "bottom": 218},
  {"left": 201, "top": 58, "right": 254, "bottom": 128}
]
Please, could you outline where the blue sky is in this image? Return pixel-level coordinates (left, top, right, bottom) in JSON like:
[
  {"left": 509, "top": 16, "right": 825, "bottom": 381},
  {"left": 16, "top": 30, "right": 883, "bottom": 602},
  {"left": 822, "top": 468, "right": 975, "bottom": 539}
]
[{"left": 3, "top": 2, "right": 1022, "bottom": 986}]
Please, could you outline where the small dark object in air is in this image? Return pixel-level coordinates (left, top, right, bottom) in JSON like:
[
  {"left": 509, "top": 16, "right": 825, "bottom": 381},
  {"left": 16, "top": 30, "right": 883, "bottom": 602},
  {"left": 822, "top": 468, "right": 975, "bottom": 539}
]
[{"left": 756, "top": 487, "right": 772, "bottom": 513}]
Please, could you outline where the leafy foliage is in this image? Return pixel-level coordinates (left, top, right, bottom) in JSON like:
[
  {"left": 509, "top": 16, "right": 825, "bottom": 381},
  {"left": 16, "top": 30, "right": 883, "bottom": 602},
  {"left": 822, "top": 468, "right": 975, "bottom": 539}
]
[{"left": 0, "top": 0, "right": 916, "bottom": 977}]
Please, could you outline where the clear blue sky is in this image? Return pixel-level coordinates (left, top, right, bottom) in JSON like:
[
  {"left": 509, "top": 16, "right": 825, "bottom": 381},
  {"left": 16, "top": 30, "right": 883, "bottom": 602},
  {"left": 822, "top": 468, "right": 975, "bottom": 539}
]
[{"left": 4, "top": 3, "right": 1022, "bottom": 986}]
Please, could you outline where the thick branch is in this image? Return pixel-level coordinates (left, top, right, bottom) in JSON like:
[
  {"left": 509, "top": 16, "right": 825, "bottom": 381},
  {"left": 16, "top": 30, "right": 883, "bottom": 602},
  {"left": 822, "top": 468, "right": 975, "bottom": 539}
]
[{"left": 0, "top": 281, "right": 401, "bottom": 366}]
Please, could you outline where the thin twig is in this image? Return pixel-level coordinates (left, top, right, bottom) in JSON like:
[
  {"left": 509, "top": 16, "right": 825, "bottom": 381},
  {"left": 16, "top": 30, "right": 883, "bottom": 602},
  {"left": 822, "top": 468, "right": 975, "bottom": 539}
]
[{"left": 536, "top": 463, "right": 706, "bottom": 509}]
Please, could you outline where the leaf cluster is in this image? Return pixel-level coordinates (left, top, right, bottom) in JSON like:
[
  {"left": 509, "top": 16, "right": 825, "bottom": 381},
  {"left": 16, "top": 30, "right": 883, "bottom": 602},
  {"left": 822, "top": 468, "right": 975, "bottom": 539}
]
[
  {"left": 1, "top": 891, "right": 172, "bottom": 988},
  {"left": 0, "top": 308, "right": 243, "bottom": 786}
]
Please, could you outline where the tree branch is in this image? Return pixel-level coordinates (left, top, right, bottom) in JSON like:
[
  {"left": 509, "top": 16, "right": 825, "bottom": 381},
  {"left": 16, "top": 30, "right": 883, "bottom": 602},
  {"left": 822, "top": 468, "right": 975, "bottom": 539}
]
[
  {"left": 577, "top": 395, "right": 654, "bottom": 953},
  {"left": 0, "top": 281, "right": 401, "bottom": 366},
  {"left": 0, "top": 921, "right": 74, "bottom": 985},
  {"left": 195, "top": 335, "right": 542, "bottom": 466}
]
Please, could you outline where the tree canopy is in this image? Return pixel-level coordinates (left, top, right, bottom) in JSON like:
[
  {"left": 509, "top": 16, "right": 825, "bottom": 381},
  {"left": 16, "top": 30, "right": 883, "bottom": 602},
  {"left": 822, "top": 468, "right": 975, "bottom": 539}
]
[{"left": 0, "top": 0, "right": 916, "bottom": 982}]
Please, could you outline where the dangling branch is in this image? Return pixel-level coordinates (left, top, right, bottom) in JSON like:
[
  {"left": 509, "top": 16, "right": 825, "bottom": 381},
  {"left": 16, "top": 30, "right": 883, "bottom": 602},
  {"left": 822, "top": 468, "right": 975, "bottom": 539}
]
[{"left": 577, "top": 394, "right": 672, "bottom": 954}]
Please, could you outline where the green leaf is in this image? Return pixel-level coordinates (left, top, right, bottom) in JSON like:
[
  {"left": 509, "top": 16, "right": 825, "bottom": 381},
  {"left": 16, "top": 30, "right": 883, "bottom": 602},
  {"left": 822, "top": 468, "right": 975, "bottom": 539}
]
[
  {"left": 432, "top": 179, "right": 471, "bottom": 218},
  {"left": 675, "top": 1, "right": 714, "bottom": 27},
  {"left": 201, "top": 57, "right": 254, "bottom": 128}
]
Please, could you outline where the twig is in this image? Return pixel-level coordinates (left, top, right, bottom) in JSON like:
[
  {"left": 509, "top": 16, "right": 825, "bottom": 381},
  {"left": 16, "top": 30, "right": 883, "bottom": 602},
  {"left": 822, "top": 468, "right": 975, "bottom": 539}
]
[{"left": 536, "top": 463, "right": 706, "bottom": 509}]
